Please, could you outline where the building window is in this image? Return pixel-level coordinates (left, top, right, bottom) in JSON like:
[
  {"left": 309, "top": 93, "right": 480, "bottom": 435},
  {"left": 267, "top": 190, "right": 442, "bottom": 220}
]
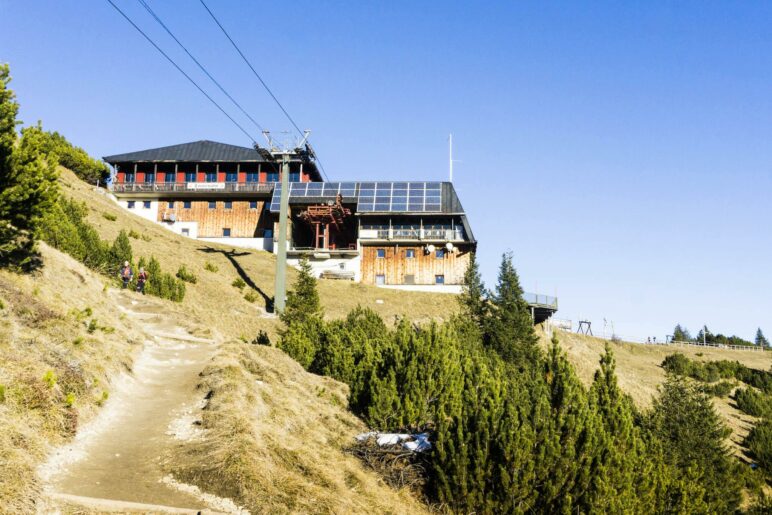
[
  {"left": 435, "top": 274, "right": 445, "bottom": 284},
  {"left": 125, "top": 173, "right": 135, "bottom": 183},
  {"left": 183, "top": 200, "right": 192, "bottom": 209},
  {"left": 224, "top": 201, "right": 232, "bottom": 209},
  {"left": 144, "top": 173, "right": 155, "bottom": 184},
  {"left": 264, "top": 229, "right": 273, "bottom": 238},
  {"left": 127, "top": 200, "right": 135, "bottom": 209},
  {"left": 376, "top": 248, "right": 386, "bottom": 258},
  {"left": 166, "top": 172, "right": 176, "bottom": 182},
  {"left": 405, "top": 249, "right": 415, "bottom": 259},
  {"left": 225, "top": 172, "right": 237, "bottom": 183},
  {"left": 168, "top": 201, "right": 175, "bottom": 209},
  {"left": 266, "top": 171, "right": 279, "bottom": 182},
  {"left": 181, "top": 228, "right": 190, "bottom": 236},
  {"left": 245, "top": 172, "right": 259, "bottom": 183},
  {"left": 205, "top": 172, "right": 217, "bottom": 182},
  {"left": 249, "top": 201, "right": 258, "bottom": 209},
  {"left": 223, "top": 228, "right": 231, "bottom": 237},
  {"left": 185, "top": 172, "right": 196, "bottom": 182},
  {"left": 376, "top": 274, "right": 385, "bottom": 285},
  {"left": 435, "top": 249, "right": 445, "bottom": 259},
  {"left": 208, "top": 201, "right": 216, "bottom": 209},
  {"left": 143, "top": 201, "right": 151, "bottom": 209},
  {"left": 289, "top": 171, "right": 300, "bottom": 182}
]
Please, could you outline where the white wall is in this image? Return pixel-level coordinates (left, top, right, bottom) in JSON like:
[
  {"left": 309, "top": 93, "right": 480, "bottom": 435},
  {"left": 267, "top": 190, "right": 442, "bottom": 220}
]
[
  {"left": 376, "top": 284, "right": 463, "bottom": 294},
  {"left": 198, "top": 237, "right": 273, "bottom": 252},
  {"left": 166, "top": 221, "right": 198, "bottom": 239},
  {"left": 119, "top": 199, "right": 159, "bottom": 223},
  {"left": 287, "top": 254, "right": 361, "bottom": 281}
]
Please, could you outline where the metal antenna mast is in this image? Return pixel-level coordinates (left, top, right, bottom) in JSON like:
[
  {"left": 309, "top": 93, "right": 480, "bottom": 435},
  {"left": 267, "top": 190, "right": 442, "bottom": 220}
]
[{"left": 449, "top": 133, "right": 453, "bottom": 182}]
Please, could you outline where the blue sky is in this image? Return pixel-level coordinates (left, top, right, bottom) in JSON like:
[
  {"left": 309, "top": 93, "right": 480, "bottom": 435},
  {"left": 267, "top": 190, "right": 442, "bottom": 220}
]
[{"left": 1, "top": 1, "right": 770, "bottom": 340}]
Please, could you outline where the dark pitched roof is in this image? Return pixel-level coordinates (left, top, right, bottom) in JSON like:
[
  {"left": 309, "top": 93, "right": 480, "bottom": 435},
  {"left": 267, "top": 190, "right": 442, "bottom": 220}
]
[{"left": 103, "top": 140, "right": 265, "bottom": 163}]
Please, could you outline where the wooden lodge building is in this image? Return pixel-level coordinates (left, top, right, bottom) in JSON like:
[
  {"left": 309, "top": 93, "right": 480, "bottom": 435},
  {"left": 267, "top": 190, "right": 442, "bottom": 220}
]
[{"left": 105, "top": 140, "right": 480, "bottom": 293}]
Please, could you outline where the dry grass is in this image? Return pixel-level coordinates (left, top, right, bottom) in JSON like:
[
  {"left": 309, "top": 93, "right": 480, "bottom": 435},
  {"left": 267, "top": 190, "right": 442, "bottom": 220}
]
[
  {"left": 546, "top": 328, "right": 772, "bottom": 453},
  {"left": 0, "top": 244, "right": 144, "bottom": 512},
  {"left": 170, "top": 342, "right": 428, "bottom": 514}
]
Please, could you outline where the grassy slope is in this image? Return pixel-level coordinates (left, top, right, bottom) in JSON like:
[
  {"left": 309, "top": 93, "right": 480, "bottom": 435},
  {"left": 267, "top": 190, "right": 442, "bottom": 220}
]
[{"left": 547, "top": 329, "right": 772, "bottom": 453}]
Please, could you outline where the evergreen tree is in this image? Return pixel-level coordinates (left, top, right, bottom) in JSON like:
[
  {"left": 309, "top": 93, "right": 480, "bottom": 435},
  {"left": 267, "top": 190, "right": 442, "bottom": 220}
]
[
  {"left": 110, "top": 229, "right": 133, "bottom": 271},
  {"left": 280, "top": 256, "right": 321, "bottom": 326},
  {"left": 672, "top": 323, "right": 691, "bottom": 342},
  {"left": 647, "top": 375, "right": 742, "bottom": 513},
  {"left": 755, "top": 328, "right": 769, "bottom": 347},
  {"left": 0, "top": 72, "right": 58, "bottom": 270},
  {"left": 485, "top": 252, "right": 539, "bottom": 366},
  {"left": 458, "top": 252, "right": 487, "bottom": 331}
]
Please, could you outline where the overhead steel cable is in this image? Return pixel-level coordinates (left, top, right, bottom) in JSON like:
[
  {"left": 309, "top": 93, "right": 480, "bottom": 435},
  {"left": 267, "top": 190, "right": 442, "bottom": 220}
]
[
  {"left": 136, "top": 0, "right": 265, "bottom": 133},
  {"left": 105, "top": 0, "right": 257, "bottom": 144},
  {"left": 197, "top": 0, "right": 304, "bottom": 138},
  {"left": 197, "top": 0, "right": 330, "bottom": 181}
]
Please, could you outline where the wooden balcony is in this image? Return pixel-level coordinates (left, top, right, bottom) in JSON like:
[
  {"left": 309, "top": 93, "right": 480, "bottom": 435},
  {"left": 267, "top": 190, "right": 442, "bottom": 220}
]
[{"left": 110, "top": 182, "right": 275, "bottom": 198}]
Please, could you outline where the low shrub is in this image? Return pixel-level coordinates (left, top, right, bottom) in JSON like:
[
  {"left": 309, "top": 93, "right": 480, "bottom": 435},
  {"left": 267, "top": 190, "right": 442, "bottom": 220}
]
[
  {"left": 204, "top": 261, "right": 218, "bottom": 273},
  {"left": 64, "top": 392, "right": 76, "bottom": 408},
  {"left": 38, "top": 129, "right": 110, "bottom": 183},
  {"left": 128, "top": 229, "right": 141, "bottom": 239},
  {"left": 744, "top": 419, "right": 772, "bottom": 479},
  {"left": 137, "top": 256, "right": 186, "bottom": 302},
  {"left": 0, "top": 384, "right": 5, "bottom": 403},
  {"left": 96, "top": 390, "right": 109, "bottom": 406},
  {"left": 87, "top": 319, "right": 98, "bottom": 334},
  {"left": 176, "top": 265, "right": 198, "bottom": 284},
  {"left": 700, "top": 381, "right": 733, "bottom": 398},
  {"left": 244, "top": 291, "right": 258, "bottom": 303},
  {"left": 42, "top": 370, "right": 57, "bottom": 388},
  {"left": 736, "top": 388, "right": 772, "bottom": 418},
  {"left": 102, "top": 212, "right": 117, "bottom": 221},
  {"left": 232, "top": 278, "right": 246, "bottom": 290}
]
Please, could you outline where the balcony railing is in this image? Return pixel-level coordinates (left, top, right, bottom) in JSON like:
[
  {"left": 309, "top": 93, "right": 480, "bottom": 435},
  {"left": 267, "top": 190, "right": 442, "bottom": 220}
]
[
  {"left": 523, "top": 293, "right": 558, "bottom": 309},
  {"left": 361, "top": 228, "right": 466, "bottom": 241},
  {"left": 111, "top": 182, "right": 275, "bottom": 194}
]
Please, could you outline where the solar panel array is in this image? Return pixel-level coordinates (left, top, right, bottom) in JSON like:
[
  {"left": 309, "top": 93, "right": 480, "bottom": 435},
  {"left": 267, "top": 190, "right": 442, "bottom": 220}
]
[{"left": 269, "top": 182, "right": 443, "bottom": 213}]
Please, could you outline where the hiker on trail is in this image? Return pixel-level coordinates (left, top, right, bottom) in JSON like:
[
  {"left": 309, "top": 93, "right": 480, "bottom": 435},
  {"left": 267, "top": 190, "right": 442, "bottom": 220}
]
[
  {"left": 119, "top": 261, "right": 133, "bottom": 289},
  {"left": 136, "top": 267, "right": 148, "bottom": 295}
]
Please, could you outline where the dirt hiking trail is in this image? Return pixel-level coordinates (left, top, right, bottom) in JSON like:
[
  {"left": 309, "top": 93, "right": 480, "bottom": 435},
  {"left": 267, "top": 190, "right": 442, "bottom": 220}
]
[{"left": 40, "top": 291, "right": 245, "bottom": 514}]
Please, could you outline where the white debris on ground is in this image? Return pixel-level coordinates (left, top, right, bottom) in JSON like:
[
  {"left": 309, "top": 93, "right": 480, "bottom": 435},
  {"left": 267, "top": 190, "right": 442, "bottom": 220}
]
[
  {"left": 166, "top": 397, "right": 207, "bottom": 441},
  {"left": 160, "top": 475, "right": 250, "bottom": 514},
  {"left": 355, "top": 432, "right": 432, "bottom": 452}
]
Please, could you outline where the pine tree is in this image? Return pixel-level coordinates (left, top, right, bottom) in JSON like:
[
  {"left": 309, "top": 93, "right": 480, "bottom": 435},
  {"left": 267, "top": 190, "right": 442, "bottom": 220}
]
[
  {"left": 673, "top": 323, "right": 691, "bottom": 342},
  {"left": 0, "top": 92, "right": 58, "bottom": 270},
  {"left": 280, "top": 256, "right": 321, "bottom": 326},
  {"left": 755, "top": 328, "right": 769, "bottom": 347},
  {"left": 110, "top": 230, "right": 133, "bottom": 271},
  {"left": 648, "top": 375, "right": 742, "bottom": 513},
  {"left": 485, "top": 252, "right": 539, "bottom": 366},
  {"left": 458, "top": 252, "right": 487, "bottom": 331}
]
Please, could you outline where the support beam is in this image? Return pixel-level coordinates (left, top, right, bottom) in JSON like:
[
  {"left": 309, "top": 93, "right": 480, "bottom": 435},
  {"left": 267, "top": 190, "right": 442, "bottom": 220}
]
[{"left": 273, "top": 153, "right": 291, "bottom": 313}]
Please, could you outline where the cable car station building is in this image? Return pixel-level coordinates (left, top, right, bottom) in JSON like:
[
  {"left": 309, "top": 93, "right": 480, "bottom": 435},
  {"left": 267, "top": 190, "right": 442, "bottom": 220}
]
[{"left": 105, "top": 140, "right": 478, "bottom": 292}]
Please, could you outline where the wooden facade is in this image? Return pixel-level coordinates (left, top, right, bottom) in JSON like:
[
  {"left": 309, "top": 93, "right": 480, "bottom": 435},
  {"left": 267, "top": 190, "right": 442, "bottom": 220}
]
[
  {"left": 157, "top": 200, "right": 272, "bottom": 238},
  {"left": 360, "top": 245, "right": 471, "bottom": 286}
]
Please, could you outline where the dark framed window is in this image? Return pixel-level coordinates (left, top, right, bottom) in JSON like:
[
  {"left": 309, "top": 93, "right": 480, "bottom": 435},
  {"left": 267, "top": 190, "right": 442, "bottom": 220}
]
[
  {"left": 223, "top": 228, "right": 231, "bottom": 237},
  {"left": 245, "top": 172, "right": 259, "bottom": 183},
  {"left": 249, "top": 201, "right": 258, "bottom": 209},
  {"left": 205, "top": 172, "right": 217, "bottom": 182},
  {"left": 208, "top": 201, "right": 216, "bottom": 209},
  {"left": 266, "top": 171, "right": 279, "bottom": 182},
  {"left": 405, "top": 249, "right": 415, "bottom": 259},
  {"left": 264, "top": 229, "right": 273, "bottom": 238},
  {"left": 376, "top": 248, "right": 386, "bottom": 258},
  {"left": 435, "top": 274, "right": 445, "bottom": 284},
  {"left": 127, "top": 200, "right": 135, "bottom": 208},
  {"left": 168, "top": 201, "right": 175, "bottom": 209},
  {"left": 144, "top": 173, "right": 155, "bottom": 184},
  {"left": 166, "top": 172, "right": 176, "bottom": 182},
  {"left": 185, "top": 172, "right": 196, "bottom": 182},
  {"left": 225, "top": 172, "right": 237, "bottom": 183},
  {"left": 124, "top": 173, "right": 135, "bottom": 183},
  {"left": 224, "top": 201, "right": 232, "bottom": 209},
  {"left": 143, "top": 201, "right": 151, "bottom": 209},
  {"left": 183, "top": 200, "right": 192, "bottom": 209},
  {"left": 435, "top": 249, "right": 445, "bottom": 259},
  {"left": 289, "top": 171, "right": 300, "bottom": 182},
  {"left": 376, "top": 274, "right": 385, "bottom": 285}
]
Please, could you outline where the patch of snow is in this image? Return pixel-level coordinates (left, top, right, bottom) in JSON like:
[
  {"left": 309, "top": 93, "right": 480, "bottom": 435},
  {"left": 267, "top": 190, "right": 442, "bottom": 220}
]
[{"left": 355, "top": 432, "right": 432, "bottom": 452}]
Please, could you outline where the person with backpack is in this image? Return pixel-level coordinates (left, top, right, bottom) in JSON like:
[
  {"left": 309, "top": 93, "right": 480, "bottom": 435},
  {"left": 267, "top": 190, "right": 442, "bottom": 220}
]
[
  {"left": 136, "top": 267, "right": 148, "bottom": 295},
  {"left": 119, "top": 261, "right": 133, "bottom": 289}
]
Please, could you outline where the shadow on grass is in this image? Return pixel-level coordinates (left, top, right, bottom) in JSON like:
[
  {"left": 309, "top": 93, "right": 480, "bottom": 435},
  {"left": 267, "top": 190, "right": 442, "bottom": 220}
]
[{"left": 198, "top": 246, "right": 274, "bottom": 312}]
